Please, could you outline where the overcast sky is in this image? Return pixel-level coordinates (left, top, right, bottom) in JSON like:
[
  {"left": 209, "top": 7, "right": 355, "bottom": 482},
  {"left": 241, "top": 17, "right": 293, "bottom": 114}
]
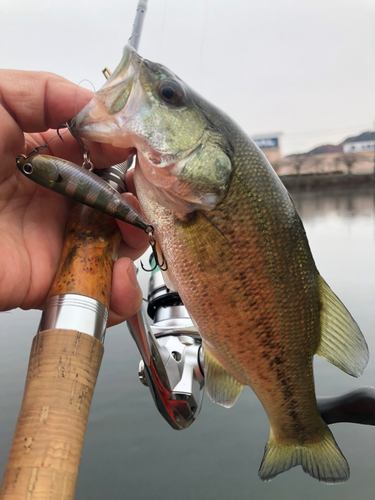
[{"left": 1, "top": 0, "right": 374, "bottom": 155}]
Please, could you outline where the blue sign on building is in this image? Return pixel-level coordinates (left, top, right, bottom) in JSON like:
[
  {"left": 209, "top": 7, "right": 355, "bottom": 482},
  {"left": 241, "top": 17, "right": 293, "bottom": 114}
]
[{"left": 253, "top": 137, "right": 279, "bottom": 149}]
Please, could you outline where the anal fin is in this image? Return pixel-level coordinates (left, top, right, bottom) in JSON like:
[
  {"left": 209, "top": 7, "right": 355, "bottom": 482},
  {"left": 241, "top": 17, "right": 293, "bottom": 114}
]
[
  {"left": 203, "top": 342, "right": 244, "bottom": 408},
  {"left": 317, "top": 276, "right": 369, "bottom": 377}
]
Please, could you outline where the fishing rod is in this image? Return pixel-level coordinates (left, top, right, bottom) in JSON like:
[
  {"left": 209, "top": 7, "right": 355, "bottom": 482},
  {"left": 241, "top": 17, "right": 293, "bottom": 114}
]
[
  {"left": 105, "top": 0, "right": 147, "bottom": 78},
  {"left": 0, "top": 203, "right": 120, "bottom": 500},
  {"left": 128, "top": 0, "right": 148, "bottom": 52},
  {"left": 0, "top": 2, "right": 148, "bottom": 499}
]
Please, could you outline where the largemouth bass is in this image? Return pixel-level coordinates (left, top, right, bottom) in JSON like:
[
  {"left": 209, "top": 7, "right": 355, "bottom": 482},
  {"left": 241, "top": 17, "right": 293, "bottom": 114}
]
[
  {"left": 74, "top": 45, "right": 369, "bottom": 483},
  {"left": 16, "top": 154, "right": 149, "bottom": 232}
]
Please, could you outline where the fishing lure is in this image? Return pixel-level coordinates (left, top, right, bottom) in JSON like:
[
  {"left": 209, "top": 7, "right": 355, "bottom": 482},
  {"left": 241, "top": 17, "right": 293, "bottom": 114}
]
[{"left": 16, "top": 153, "right": 151, "bottom": 234}]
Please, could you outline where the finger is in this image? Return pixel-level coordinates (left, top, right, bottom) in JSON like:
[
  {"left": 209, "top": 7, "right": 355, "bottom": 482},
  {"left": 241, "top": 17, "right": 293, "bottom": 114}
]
[
  {"left": 0, "top": 70, "right": 136, "bottom": 171},
  {"left": 125, "top": 168, "right": 137, "bottom": 195},
  {"left": 24, "top": 131, "right": 86, "bottom": 168},
  {"left": 116, "top": 193, "right": 149, "bottom": 259},
  {"left": 0, "top": 70, "right": 135, "bottom": 169},
  {"left": 107, "top": 257, "right": 143, "bottom": 327},
  {"left": 0, "top": 70, "right": 92, "bottom": 133},
  {"left": 0, "top": 104, "right": 24, "bottom": 182},
  {"left": 0, "top": 70, "right": 92, "bottom": 179},
  {"left": 118, "top": 238, "right": 149, "bottom": 262}
]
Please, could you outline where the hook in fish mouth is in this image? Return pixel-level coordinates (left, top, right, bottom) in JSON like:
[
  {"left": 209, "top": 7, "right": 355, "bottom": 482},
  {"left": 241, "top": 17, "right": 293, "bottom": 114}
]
[{"left": 74, "top": 45, "right": 143, "bottom": 144}]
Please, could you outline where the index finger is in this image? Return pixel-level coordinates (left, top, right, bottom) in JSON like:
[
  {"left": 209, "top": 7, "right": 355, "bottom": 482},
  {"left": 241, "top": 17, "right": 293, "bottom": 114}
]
[
  {"left": 0, "top": 69, "right": 92, "bottom": 133},
  {"left": 0, "top": 69, "right": 93, "bottom": 169}
]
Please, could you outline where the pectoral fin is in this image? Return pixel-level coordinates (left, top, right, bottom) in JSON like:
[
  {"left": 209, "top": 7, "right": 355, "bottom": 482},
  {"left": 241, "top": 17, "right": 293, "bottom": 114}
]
[
  {"left": 177, "top": 211, "right": 233, "bottom": 272},
  {"left": 316, "top": 276, "right": 369, "bottom": 377},
  {"left": 203, "top": 342, "right": 244, "bottom": 408}
]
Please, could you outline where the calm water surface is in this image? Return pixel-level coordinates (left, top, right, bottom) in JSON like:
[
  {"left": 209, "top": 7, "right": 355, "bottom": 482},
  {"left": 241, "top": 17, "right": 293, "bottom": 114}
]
[{"left": 1, "top": 187, "right": 375, "bottom": 499}]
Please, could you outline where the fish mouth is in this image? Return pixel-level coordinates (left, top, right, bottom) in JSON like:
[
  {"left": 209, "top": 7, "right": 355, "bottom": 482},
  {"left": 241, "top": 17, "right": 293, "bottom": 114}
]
[
  {"left": 74, "top": 99, "right": 119, "bottom": 143},
  {"left": 74, "top": 44, "right": 142, "bottom": 147}
]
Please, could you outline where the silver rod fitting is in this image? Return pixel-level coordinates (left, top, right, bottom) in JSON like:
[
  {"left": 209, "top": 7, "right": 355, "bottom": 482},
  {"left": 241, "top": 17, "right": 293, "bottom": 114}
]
[{"left": 38, "top": 294, "right": 108, "bottom": 343}]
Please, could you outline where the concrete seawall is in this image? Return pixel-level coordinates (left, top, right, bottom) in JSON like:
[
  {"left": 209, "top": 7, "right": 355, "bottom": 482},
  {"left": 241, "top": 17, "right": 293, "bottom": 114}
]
[{"left": 280, "top": 172, "right": 375, "bottom": 191}]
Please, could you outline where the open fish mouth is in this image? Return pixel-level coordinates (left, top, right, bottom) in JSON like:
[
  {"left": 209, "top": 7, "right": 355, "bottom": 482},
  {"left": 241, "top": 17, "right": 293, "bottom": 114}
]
[
  {"left": 74, "top": 98, "right": 119, "bottom": 142},
  {"left": 74, "top": 44, "right": 142, "bottom": 145}
]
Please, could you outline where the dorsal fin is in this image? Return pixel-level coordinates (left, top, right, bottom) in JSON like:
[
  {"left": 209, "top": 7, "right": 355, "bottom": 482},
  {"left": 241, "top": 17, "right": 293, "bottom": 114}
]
[{"left": 316, "top": 276, "right": 369, "bottom": 377}]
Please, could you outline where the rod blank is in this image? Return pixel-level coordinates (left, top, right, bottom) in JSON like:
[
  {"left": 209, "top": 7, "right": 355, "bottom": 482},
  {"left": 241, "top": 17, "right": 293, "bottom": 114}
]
[{"left": 128, "top": 0, "right": 148, "bottom": 51}]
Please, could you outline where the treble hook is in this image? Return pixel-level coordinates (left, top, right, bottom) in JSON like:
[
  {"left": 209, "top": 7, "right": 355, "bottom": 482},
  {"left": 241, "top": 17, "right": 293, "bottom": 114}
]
[
  {"left": 58, "top": 118, "right": 93, "bottom": 170},
  {"left": 141, "top": 226, "right": 168, "bottom": 272}
]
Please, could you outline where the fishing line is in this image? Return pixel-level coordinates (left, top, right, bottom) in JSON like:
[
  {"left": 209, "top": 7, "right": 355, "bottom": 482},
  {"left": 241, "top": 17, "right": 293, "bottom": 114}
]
[
  {"left": 58, "top": 78, "right": 96, "bottom": 137},
  {"left": 74, "top": 79, "right": 96, "bottom": 120},
  {"left": 57, "top": 79, "right": 96, "bottom": 138}
]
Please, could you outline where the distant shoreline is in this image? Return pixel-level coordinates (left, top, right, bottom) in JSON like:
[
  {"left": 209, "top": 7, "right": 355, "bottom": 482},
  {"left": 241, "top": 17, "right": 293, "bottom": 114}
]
[{"left": 280, "top": 171, "right": 375, "bottom": 191}]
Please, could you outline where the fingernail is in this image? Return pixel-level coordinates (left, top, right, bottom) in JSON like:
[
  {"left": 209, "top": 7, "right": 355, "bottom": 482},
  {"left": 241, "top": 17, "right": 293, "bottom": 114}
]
[{"left": 127, "top": 263, "right": 140, "bottom": 290}]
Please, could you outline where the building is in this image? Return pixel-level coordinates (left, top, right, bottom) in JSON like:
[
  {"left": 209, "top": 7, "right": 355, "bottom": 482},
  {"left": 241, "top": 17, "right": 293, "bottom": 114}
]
[
  {"left": 343, "top": 140, "right": 375, "bottom": 154},
  {"left": 252, "top": 133, "right": 282, "bottom": 164}
]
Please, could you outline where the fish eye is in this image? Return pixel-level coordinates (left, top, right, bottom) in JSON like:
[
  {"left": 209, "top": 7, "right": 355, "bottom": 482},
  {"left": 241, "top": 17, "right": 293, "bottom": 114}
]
[
  {"left": 23, "top": 163, "right": 33, "bottom": 175},
  {"left": 158, "top": 81, "right": 183, "bottom": 105}
]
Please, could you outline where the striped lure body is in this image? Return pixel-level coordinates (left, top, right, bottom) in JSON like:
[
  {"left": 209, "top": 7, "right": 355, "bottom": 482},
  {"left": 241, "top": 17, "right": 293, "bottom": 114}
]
[{"left": 16, "top": 154, "right": 149, "bottom": 232}]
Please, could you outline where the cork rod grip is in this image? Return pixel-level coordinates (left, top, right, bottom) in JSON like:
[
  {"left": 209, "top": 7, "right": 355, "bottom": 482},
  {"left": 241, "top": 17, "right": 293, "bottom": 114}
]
[
  {"left": 0, "top": 204, "right": 122, "bottom": 499},
  {"left": 0, "top": 330, "right": 103, "bottom": 500}
]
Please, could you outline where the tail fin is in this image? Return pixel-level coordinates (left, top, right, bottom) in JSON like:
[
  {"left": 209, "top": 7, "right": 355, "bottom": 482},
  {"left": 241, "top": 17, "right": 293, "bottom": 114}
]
[{"left": 258, "top": 425, "right": 349, "bottom": 484}]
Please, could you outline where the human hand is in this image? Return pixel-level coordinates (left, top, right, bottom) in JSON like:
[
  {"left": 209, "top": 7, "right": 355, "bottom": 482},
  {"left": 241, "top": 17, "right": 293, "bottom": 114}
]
[{"left": 0, "top": 70, "right": 148, "bottom": 326}]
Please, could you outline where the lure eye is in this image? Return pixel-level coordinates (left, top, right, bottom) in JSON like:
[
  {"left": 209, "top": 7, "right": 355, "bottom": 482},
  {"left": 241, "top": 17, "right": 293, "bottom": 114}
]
[
  {"left": 158, "top": 81, "right": 183, "bottom": 105},
  {"left": 23, "top": 163, "right": 33, "bottom": 175}
]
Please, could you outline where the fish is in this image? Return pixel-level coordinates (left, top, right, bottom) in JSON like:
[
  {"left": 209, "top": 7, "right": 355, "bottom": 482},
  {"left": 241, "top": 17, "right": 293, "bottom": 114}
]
[
  {"left": 74, "top": 44, "right": 369, "bottom": 483},
  {"left": 16, "top": 154, "right": 150, "bottom": 232}
]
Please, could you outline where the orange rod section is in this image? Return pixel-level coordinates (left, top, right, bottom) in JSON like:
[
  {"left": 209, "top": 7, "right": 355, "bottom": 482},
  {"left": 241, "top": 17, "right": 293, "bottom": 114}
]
[{"left": 48, "top": 204, "right": 122, "bottom": 309}]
